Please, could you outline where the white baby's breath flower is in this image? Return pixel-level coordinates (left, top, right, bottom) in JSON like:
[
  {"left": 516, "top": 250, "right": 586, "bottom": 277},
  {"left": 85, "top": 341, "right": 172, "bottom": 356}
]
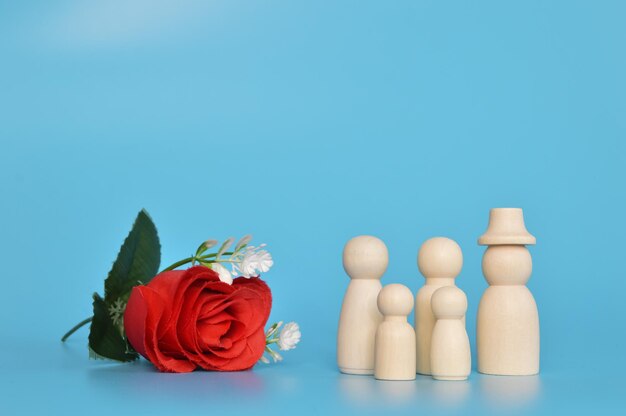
[
  {"left": 234, "top": 234, "right": 253, "bottom": 252},
  {"left": 204, "top": 239, "right": 218, "bottom": 250},
  {"left": 217, "top": 237, "right": 234, "bottom": 258},
  {"left": 278, "top": 322, "right": 301, "bottom": 351},
  {"left": 232, "top": 244, "right": 274, "bottom": 278},
  {"left": 211, "top": 263, "right": 233, "bottom": 285},
  {"left": 260, "top": 320, "right": 299, "bottom": 365}
]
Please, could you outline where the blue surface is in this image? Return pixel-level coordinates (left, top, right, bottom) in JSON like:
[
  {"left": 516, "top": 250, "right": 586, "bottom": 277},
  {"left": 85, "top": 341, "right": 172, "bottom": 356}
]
[{"left": 1, "top": 1, "right": 625, "bottom": 414}]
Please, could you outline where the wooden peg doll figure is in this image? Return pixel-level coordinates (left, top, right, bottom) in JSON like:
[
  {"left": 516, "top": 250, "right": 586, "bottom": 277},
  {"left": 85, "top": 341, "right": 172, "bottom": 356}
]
[
  {"left": 338, "top": 235, "right": 387, "bottom": 375},
  {"left": 415, "top": 237, "right": 463, "bottom": 375},
  {"left": 477, "top": 208, "right": 540, "bottom": 376},
  {"left": 430, "top": 286, "right": 471, "bottom": 381},
  {"left": 375, "top": 284, "right": 416, "bottom": 381}
]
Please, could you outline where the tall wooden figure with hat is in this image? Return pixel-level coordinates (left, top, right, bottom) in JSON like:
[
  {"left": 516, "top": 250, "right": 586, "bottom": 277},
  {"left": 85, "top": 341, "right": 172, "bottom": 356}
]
[{"left": 477, "top": 208, "right": 540, "bottom": 375}]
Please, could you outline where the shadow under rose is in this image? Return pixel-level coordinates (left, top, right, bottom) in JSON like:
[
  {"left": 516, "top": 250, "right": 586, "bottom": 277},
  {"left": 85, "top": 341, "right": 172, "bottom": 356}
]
[{"left": 86, "top": 360, "right": 267, "bottom": 404}]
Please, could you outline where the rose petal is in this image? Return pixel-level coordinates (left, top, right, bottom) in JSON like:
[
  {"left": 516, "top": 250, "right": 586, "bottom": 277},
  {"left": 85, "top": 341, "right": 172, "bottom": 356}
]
[
  {"left": 125, "top": 285, "right": 195, "bottom": 373},
  {"left": 211, "top": 328, "right": 267, "bottom": 371},
  {"left": 197, "top": 319, "right": 231, "bottom": 347}
]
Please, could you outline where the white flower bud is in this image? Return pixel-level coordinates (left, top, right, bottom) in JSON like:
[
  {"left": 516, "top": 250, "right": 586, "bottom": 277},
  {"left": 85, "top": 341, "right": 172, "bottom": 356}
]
[{"left": 211, "top": 263, "right": 233, "bottom": 285}]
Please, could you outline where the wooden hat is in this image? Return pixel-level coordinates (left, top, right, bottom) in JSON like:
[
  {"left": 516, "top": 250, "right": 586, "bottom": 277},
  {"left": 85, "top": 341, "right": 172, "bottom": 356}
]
[{"left": 478, "top": 208, "right": 536, "bottom": 246}]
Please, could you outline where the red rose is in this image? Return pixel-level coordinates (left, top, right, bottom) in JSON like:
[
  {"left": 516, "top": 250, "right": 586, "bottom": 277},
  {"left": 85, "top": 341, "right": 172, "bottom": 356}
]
[{"left": 123, "top": 266, "right": 272, "bottom": 373}]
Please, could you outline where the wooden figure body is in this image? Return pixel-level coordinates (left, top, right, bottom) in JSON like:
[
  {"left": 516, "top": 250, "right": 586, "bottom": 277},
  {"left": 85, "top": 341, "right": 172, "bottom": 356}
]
[
  {"left": 430, "top": 286, "right": 471, "bottom": 381},
  {"left": 338, "top": 235, "right": 388, "bottom": 375},
  {"left": 415, "top": 237, "right": 463, "bottom": 375},
  {"left": 374, "top": 284, "right": 416, "bottom": 381},
  {"left": 477, "top": 208, "right": 540, "bottom": 376}
]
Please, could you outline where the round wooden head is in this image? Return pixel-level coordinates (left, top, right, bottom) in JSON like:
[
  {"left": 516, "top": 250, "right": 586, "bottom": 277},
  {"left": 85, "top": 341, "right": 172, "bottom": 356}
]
[
  {"left": 377, "top": 284, "right": 414, "bottom": 317},
  {"left": 482, "top": 245, "right": 532, "bottom": 285},
  {"left": 343, "top": 235, "right": 388, "bottom": 280},
  {"left": 417, "top": 237, "right": 463, "bottom": 280},
  {"left": 431, "top": 286, "right": 467, "bottom": 319}
]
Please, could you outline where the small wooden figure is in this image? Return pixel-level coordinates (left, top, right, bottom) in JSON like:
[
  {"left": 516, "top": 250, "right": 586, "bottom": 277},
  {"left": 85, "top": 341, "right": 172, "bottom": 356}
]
[
  {"left": 415, "top": 237, "right": 463, "bottom": 375},
  {"left": 337, "top": 235, "right": 388, "bottom": 375},
  {"left": 374, "top": 284, "right": 416, "bottom": 381},
  {"left": 430, "top": 286, "right": 471, "bottom": 381},
  {"left": 477, "top": 208, "right": 540, "bottom": 376}
]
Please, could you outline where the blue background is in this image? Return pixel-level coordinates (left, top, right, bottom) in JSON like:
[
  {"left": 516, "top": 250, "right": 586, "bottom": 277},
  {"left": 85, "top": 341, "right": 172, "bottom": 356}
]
[{"left": 1, "top": 1, "right": 625, "bottom": 414}]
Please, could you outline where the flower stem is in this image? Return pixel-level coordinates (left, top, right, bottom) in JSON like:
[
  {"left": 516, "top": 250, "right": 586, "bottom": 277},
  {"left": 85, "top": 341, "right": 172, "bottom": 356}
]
[
  {"left": 61, "top": 317, "right": 93, "bottom": 342},
  {"left": 161, "top": 252, "right": 236, "bottom": 272},
  {"left": 161, "top": 257, "right": 195, "bottom": 272},
  {"left": 201, "top": 252, "right": 235, "bottom": 260}
]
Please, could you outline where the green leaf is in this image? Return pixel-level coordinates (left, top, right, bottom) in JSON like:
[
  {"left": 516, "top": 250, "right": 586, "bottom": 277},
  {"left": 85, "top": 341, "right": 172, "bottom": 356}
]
[
  {"left": 88, "top": 293, "right": 138, "bottom": 362},
  {"left": 103, "top": 209, "right": 161, "bottom": 304},
  {"left": 87, "top": 209, "right": 161, "bottom": 361}
]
